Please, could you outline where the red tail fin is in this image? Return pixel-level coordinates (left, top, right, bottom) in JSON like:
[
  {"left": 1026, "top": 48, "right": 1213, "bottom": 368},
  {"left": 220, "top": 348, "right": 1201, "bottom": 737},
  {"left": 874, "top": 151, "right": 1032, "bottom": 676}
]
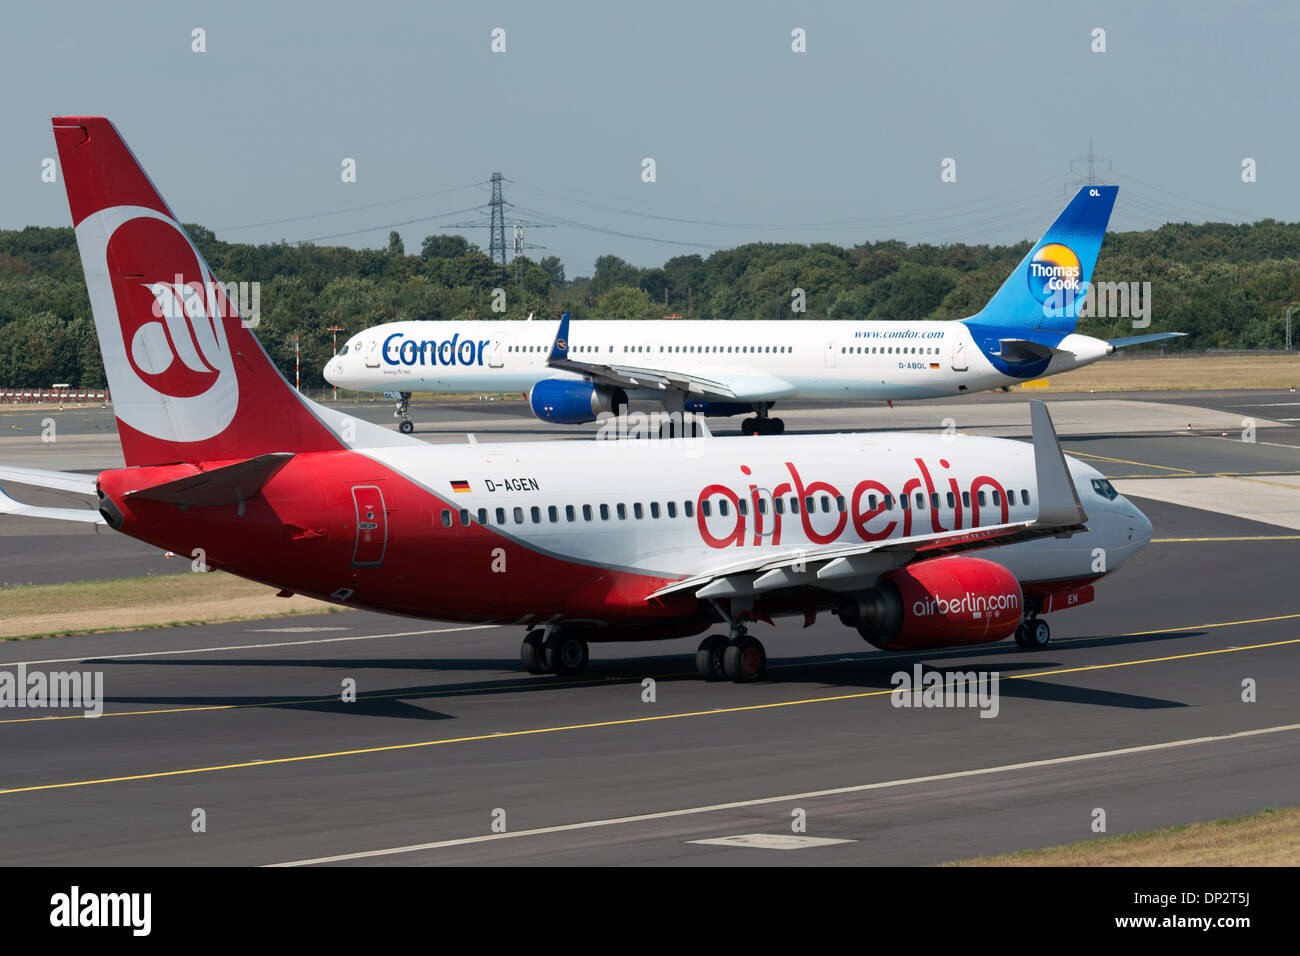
[{"left": 53, "top": 116, "right": 345, "bottom": 467}]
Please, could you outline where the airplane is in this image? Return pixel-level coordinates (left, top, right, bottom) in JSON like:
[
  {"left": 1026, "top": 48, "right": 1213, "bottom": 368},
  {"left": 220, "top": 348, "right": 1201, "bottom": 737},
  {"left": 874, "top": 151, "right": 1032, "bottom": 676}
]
[
  {"left": 324, "top": 187, "right": 1183, "bottom": 435},
  {"left": 0, "top": 117, "right": 1154, "bottom": 683}
]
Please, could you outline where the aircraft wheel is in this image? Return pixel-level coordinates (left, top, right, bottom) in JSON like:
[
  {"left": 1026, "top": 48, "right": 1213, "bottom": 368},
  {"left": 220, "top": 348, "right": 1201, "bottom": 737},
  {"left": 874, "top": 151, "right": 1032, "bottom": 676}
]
[
  {"left": 723, "top": 635, "right": 767, "bottom": 683},
  {"left": 770, "top": 418, "right": 785, "bottom": 435},
  {"left": 695, "top": 634, "right": 729, "bottom": 681},
  {"left": 1024, "top": 618, "right": 1051, "bottom": 649},
  {"left": 544, "top": 632, "right": 590, "bottom": 675},
  {"left": 741, "top": 417, "right": 758, "bottom": 436},
  {"left": 1013, "top": 623, "right": 1031, "bottom": 648},
  {"left": 521, "top": 629, "right": 547, "bottom": 674},
  {"left": 398, "top": 420, "right": 415, "bottom": 434}
]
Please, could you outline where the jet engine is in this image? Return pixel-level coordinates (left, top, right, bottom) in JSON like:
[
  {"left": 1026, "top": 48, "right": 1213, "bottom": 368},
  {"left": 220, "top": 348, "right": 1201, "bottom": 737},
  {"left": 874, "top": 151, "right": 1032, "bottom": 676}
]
[
  {"left": 838, "top": 556, "right": 1023, "bottom": 650},
  {"left": 528, "top": 379, "right": 628, "bottom": 425}
]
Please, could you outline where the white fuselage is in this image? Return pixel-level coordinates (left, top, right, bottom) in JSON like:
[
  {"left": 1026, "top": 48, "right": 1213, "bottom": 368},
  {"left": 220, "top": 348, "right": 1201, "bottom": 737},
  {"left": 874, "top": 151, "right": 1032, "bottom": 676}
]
[
  {"left": 364, "top": 430, "right": 1150, "bottom": 592},
  {"left": 324, "top": 319, "right": 1111, "bottom": 403}
]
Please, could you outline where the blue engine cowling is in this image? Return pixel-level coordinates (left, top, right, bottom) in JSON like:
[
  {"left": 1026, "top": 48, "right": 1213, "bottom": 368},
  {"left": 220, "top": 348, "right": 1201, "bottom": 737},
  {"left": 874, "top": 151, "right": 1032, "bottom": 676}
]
[
  {"left": 528, "top": 379, "right": 628, "bottom": 424},
  {"left": 685, "top": 400, "right": 758, "bottom": 417}
]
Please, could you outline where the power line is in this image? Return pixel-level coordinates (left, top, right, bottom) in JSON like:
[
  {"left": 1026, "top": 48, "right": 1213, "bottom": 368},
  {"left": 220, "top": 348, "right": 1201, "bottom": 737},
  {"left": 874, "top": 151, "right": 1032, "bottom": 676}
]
[
  {"left": 216, "top": 180, "right": 486, "bottom": 232},
  {"left": 293, "top": 204, "right": 484, "bottom": 243}
]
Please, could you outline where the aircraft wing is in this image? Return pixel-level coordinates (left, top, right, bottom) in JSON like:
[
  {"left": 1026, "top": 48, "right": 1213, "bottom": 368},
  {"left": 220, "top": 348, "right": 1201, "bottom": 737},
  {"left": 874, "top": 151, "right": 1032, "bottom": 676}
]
[
  {"left": 0, "top": 465, "right": 105, "bottom": 525},
  {"left": 545, "top": 312, "right": 797, "bottom": 401},
  {"left": 648, "top": 400, "right": 1088, "bottom": 601}
]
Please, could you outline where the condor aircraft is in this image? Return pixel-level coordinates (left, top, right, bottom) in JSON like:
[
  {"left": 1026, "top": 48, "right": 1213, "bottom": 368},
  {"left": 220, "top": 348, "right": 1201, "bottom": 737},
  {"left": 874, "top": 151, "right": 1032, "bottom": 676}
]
[
  {"left": 0, "top": 118, "right": 1153, "bottom": 682},
  {"left": 325, "top": 187, "right": 1181, "bottom": 434}
]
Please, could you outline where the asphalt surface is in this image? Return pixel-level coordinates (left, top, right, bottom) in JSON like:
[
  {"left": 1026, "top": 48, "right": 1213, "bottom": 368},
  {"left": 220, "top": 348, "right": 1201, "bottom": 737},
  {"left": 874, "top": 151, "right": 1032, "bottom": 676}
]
[{"left": 0, "top": 394, "right": 1297, "bottom": 865}]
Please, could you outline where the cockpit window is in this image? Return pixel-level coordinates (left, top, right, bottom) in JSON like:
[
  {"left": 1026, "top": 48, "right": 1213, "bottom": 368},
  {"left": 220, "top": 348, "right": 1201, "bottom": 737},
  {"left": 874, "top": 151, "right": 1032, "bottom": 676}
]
[
  {"left": 338, "top": 345, "right": 349, "bottom": 356},
  {"left": 1091, "top": 478, "right": 1118, "bottom": 501}
]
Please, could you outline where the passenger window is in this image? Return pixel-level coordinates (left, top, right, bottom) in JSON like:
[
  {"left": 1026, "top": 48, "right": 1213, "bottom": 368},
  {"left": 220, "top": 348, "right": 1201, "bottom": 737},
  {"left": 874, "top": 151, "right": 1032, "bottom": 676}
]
[
  {"left": 582, "top": 504, "right": 592, "bottom": 521},
  {"left": 915, "top": 493, "right": 925, "bottom": 510},
  {"left": 868, "top": 494, "right": 878, "bottom": 509},
  {"left": 718, "top": 500, "right": 729, "bottom": 517},
  {"left": 459, "top": 509, "right": 470, "bottom": 526},
  {"left": 600, "top": 504, "right": 610, "bottom": 520},
  {"left": 738, "top": 499, "right": 749, "bottom": 516},
  {"left": 931, "top": 493, "right": 940, "bottom": 509},
  {"left": 820, "top": 495, "right": 830, "bottom": 512},
  {"left": 650, "top": 502, "right": 660, "bottom": 518},
  {"left": 884, "top": 495, "right": 894, "bottom": 510},
  {"left": 440, "top": 510, "right": 452, "bottom": 528},
  {"left": 758, "top": 498, "right": 768, "bottom": 515},
  {"left": 774, "top": 498, "right": 784, "bottom": 515},
  {"left": 513, "top": 507, "right": 524, "bottom": 524},
  {"left": 1021, "top": 490, "right": 1030, "bottom": 506},
  {"left": 978, "top": 491, "right": 987, "bottom": 507},
  {"left": 901, "top": 495, "right": 910, "bottom": 511},
  {"left": 531, "top": 506, "right": 541, "bottom": 523},
  {"left": 962, "top": 491, "right": 971, "bottom": 508},
  {"left": 804, "top": 496, "right": 814, "bottom": 512},
  {"left": 701, "top": 500, "right": 711, "bottom": 517},
  {"left": 992, "top": 490, "right": 1001, "bottom": 506},
  {"left": 667, "top": 501, "right": 677, "bottom": 518},
  {"left": 946, "top": 492, "right": 955, "bottom": 508},
  {"left": 633, "top": 503, "right": 644, "bottom": 519},
  {"left": 477, "top": 508, "right": 487, "bottom": 524},
  {"left": 495, "top": 507, "right": 505, "bottom": 524},
  {"left": 565, "top": 505, "right": 576, "bottom": 522},
  {"left": 685, "top": 501, "right": 695, "bottom": 518},
  {"left": 617, "top": 504, "right": 627, "bottom": 519},
  {"left": 836, "top": 496, "right": 846, "bottom": 512},
  {"left": 548, "top": 505, "right": 558, "bottom": 522},
  {"left": 789, "top": 497, "right": 800, "bottom": 514}
]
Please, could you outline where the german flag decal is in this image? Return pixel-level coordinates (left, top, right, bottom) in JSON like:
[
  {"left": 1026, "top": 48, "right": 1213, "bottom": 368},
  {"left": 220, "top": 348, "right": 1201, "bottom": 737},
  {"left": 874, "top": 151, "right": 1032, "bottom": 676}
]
[
  {"left": 929, "top": 363, "right": 940, "bottom": 369},
  {"left": 450, "top": 480, "right": 471, "bottom": 494}
]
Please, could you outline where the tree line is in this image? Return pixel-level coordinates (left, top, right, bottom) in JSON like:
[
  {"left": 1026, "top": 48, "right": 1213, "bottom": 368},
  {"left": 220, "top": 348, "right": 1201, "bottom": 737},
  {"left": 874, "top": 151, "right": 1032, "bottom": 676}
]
[{"left": 1, "top": 218, "right": 1297, "bottom": 389}]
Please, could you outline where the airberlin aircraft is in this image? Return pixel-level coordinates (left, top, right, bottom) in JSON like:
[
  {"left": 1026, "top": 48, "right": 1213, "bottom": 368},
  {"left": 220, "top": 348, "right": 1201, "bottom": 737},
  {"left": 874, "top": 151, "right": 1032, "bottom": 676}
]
[
  {"left": 324, "top": 188, "right": 1182, "bottom": 435},
  {"left": 0, "top": 117, "right": 1153, "bottom": 682}
]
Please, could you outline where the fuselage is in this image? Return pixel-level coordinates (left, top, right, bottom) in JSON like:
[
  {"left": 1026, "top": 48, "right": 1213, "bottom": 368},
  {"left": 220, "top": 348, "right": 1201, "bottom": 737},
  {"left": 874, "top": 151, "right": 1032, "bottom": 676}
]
[
  {"left": 324, "top": 318, "right": 1112, "bottom": 402},
  {"left": 96, "top": 430, "right": 1150, "bottom": 639}
]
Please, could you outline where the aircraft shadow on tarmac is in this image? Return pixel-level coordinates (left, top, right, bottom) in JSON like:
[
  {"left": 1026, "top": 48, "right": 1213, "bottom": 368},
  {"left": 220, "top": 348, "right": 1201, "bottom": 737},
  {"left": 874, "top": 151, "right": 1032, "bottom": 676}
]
[{"left": 88, "top": 626, "right": 1199, "bottom": 715}]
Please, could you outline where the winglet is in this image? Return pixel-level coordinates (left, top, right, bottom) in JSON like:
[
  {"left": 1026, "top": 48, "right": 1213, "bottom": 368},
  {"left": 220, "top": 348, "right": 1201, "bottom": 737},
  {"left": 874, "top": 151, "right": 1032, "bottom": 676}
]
[
  {"left": 548, "top": 311, "right": 571, "bottom": 364},
  {"left": 1030, "top": 400, "right": 1087, "bottom": 527}
]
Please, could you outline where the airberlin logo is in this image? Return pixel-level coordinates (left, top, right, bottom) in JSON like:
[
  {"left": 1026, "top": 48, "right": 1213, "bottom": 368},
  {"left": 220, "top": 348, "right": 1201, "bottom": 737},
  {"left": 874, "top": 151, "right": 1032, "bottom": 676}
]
[
  {"left": 912, "top": 591, "right": 1019, "bottom": 617},
  {"left": 1026, "top": 243, "right": 1082, "bottom": 303},
  {"left": 76, "top": 206, "right": 239, "bottom": 442}
]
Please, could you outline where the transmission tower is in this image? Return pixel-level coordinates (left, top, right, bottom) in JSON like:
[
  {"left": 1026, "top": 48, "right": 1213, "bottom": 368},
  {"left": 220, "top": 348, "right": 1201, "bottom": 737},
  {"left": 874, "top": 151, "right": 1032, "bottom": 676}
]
[
  {"left": 1066, "top": 140, "right": 1113, "bottom": 194},
  {"left": 444, "top": 173, "right": 552, "bottom": 268}
]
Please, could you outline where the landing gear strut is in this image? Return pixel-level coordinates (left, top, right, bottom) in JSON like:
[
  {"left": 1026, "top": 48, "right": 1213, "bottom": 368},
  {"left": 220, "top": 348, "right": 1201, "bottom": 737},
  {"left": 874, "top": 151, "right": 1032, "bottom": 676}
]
[
  {"left": 394, "top": 391, "right": 414, "bottom": 434},
  {"left": 741, "top": 404, "right": 784, "bottom": 437},
  {"left": 1014, "top": 615, "right": 1051, "bottom": 649}
]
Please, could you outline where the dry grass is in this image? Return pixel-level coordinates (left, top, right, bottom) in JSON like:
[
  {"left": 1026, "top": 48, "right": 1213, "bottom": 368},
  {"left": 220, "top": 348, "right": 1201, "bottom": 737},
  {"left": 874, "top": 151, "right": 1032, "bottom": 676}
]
[
  {"left": 0, "top": 572, "right": 345, "bottom": 640},
  {"left": 1020, "top": 354, "right": 1300, "bottom": 392},
  {"left": 946, "top": 806, "right": 1300, "bottom": 866}
]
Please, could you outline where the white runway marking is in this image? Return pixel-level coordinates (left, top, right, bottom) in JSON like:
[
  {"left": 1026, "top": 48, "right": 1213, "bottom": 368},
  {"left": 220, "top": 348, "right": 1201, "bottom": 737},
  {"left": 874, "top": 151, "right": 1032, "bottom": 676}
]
[
  {"left": 688, "top": 834, "right": 854, "bottom": 850},
  {"left": 0, "top": 624, "right": 500, "bottom": 668},
  {"left": 268, "top": 721, "right": 1300, "bottom": 866}
]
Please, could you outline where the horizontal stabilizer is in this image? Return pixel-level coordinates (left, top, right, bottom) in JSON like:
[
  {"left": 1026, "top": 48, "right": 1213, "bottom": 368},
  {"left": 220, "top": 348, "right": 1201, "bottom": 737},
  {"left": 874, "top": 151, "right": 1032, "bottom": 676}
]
[
  {"left": 1106, "top": 332, "right": 1186, "bottom": 349},
  {"left": 126, "top": 452, "right": 294, "bottom": 506},
  {"left": 0, "top": 486, "right": 105, "bottom": 524}
]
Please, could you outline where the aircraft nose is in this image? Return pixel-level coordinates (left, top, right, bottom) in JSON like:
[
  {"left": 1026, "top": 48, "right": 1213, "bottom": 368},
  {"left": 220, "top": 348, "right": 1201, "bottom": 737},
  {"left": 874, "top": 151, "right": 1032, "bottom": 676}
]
[{"left": 1130, "top": 503, "right": 1153, "bottom": 548}]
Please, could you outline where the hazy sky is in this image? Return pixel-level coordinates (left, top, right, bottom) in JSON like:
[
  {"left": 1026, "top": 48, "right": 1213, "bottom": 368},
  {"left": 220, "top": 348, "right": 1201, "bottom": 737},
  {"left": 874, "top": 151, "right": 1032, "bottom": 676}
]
[{"left": 2, "top": 1, "right": 1295, "bottom": 275}]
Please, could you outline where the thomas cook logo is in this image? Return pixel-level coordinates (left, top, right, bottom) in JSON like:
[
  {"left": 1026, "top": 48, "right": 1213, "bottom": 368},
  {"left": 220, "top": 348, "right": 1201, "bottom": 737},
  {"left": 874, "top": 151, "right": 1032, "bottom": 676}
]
[{"left": 1026, "top": 243, "right": 1082, "bottom": 303}]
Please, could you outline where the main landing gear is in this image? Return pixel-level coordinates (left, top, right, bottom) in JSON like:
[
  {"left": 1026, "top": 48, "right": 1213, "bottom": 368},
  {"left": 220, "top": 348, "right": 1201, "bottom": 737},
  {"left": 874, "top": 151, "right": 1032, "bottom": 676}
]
[
  {"left": 394, "top": 391, "right": 414, "bottom": 434},
  {"left": 696, "top": 623, "right": 767, "bottom": 683},
  {"left": 740, "top": 404, "right": 784, "bottom": 436},
  {"left": 1014, "top": 615, "right": 1051, "bottom": 649},
  {"left": 521, "top": 627, "right": 590, "bottom": 676}
]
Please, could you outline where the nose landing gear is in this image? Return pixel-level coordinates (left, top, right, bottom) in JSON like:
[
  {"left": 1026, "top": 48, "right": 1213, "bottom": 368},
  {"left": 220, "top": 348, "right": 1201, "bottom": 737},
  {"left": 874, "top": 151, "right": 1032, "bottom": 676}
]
[{"left": 394, "top": 391, "right": 414, "bottom": 434}]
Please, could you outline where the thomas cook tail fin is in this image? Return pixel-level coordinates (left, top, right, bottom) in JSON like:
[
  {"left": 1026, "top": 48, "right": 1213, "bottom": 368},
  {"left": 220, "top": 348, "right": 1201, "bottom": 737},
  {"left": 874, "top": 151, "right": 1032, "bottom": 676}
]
[
  {"left": 52, "top": 116, "right": 412, "bottom": 467},
  {"left": 966, "top": 185, "right": 1118, "bottom": 334}
]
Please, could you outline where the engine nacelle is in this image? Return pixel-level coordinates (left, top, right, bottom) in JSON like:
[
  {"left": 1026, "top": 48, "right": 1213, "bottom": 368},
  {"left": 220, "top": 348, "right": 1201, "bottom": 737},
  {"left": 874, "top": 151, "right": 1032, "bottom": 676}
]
[
  {"left": 839, "top": 556, "right": 1023, "bottom": 651},
  {"left": 528, "top": 379, "right": 627, "bottom": 425}
]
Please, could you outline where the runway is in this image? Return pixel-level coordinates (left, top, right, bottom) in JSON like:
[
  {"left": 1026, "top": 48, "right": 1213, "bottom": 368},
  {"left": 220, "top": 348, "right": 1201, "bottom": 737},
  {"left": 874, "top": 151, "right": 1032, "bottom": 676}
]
[{"left": 0, "top": 392, "right": 1297, "bottom": 864}]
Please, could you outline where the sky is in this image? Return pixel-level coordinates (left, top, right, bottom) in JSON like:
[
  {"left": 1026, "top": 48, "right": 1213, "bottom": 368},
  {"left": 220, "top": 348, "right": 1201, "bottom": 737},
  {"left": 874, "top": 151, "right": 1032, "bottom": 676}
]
[{"left": 1, "top": 0, "right": 1295, "bottom": 276}]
